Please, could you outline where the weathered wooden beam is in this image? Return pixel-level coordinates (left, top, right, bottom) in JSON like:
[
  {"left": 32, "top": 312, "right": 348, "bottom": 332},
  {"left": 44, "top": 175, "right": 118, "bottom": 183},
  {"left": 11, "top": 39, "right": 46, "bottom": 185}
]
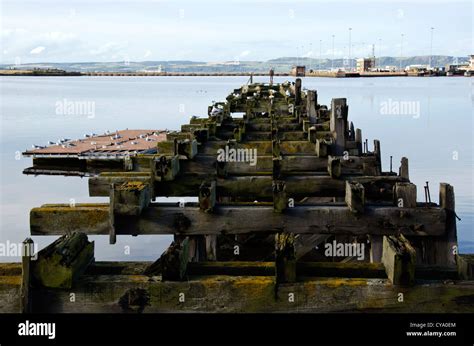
[
  {"left": 161, "top": 237, "right": 190, "bottom": 281},
  {"left": 297, "top": 262, "right": 386, "bottom": 278},
  {"left": 294, "top": 234, "right": 329, "bottom": 259},
  {"left": 200, "top": 140, "right": 315, "bottom": 156},
  {"left": 17, "top": 273, "right": 474, "bottom": 313},
  {"left": 345, "top": 181, "right": 365, "bottom": 214},
  {"left": 275, "top": 233, "right": 296, "bottom": 283},
  {"left": 90, "top": 174, "right": 405, "bottom": 202},
  {"left": 185, "top": 261, "right": 387, "bottom": 278},
  {"left": 89, "top": 156, "right": 391, "bottom": 199},
  {"left": 315, "top": 139, "right": 328, "bottom": 157},
  {"left": 199, "top": 180, "right": 216, "bottom": 212},
  {"left": 152, "top": 155, "right": 180, "bottom": 181},
  {"left": 30, "top": 204, "right": 447, "bottom": 236},
  {"left": 32, "top": 233, "right": 94, "bottom": 288},
  {"left": 394, "top": 182, "right": 417, "bottom": 208},
  {"left": 382, "top": 234, "right": 416, "bottom": 285},
  {"left": 112, "top": 181, "right": 151, "bottom": 215},
  {"left": 177, "top": 139, "right": 198, "bottom": 159}
]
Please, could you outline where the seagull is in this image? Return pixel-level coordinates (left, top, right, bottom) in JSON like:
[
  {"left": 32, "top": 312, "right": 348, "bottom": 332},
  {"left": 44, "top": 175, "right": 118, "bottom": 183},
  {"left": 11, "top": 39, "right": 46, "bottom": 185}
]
[{"left": 32, "top": 144, "right": 45, "bottom": 149}]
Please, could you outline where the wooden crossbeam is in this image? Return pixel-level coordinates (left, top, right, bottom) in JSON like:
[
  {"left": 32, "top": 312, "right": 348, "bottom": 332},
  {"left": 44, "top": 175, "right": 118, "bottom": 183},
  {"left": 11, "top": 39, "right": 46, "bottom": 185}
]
[{"left": 30, "top": 203, "right": 446, "bottom": 236}]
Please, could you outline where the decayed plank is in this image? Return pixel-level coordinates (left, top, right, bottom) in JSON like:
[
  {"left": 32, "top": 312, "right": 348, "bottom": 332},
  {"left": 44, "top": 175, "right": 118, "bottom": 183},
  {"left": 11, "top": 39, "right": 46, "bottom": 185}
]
[
  {"left": 28, "top": 274, "right": 474, "bottom": 313},
  {"left": 31, "top": 203, "right": 447, "bottom": 237},
  {"left": 382, "top": 234, "right": 416, "bottom": 285},
  {"left": 32, "top": 233, "right": 94, "bottom": 288},
  {"left": 91, "top": 173, "right": 405, "bottom": 200}
]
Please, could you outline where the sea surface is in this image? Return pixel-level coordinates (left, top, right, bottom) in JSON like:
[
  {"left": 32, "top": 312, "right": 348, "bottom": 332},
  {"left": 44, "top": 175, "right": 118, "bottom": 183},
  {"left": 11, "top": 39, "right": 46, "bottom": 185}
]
[{"left": 0, "top": 75, "right": 472, "bottom": 261}]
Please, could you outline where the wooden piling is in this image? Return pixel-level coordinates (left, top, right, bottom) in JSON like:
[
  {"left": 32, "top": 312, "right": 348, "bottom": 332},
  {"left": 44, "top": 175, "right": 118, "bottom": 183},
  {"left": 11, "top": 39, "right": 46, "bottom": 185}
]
[
  {"left": 394, "top": 182, "right": 417, "bottom": 208},
  {"left": 435, "top": 183, "right": 457, "bottom": 266},
  {"left": 399, "top": 157, "right": 409, "bottom": 180},
  {"left": 161, "top": 237, "right": 190, "bottom": 281},
  {"left": 199, "top": 180, "right": 216, "bottom": 212},
  {"left": 345, "top": 181, "right": 365, "bottom": 214},
  {"left": 328, "top": 155, "right": 341, "bottom": 178},
  {"left": 330, "top": 98, "right": 348, "bottom": 155},
  {"left": 21, "top": 238, "right": 33, "bottom": 313},
  {"left": 275, "top": 233, "right": 296, "bottom": 284},
  {"left": 306, "top": 90, "right": 317, "bottom": 122}
]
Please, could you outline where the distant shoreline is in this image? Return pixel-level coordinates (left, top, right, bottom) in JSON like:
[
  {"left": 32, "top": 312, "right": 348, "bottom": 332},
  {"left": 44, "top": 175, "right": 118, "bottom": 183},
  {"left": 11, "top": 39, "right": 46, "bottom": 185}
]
[{"left": 1, "top": 70, "right": 472, "bottom": 78}]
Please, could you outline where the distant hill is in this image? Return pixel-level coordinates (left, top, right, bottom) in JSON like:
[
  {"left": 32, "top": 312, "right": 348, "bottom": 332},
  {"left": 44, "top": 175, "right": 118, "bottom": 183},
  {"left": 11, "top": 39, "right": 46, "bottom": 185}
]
[{"left": 0, "top": 55, "right": 469, "bottom": 73}]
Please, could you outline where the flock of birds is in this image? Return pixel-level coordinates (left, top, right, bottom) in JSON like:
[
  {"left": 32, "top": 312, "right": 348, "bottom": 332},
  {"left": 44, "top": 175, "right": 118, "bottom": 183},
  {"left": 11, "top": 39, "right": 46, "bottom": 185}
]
[{"left": 31, "top": 129, "right": 159, "bottom": 150}]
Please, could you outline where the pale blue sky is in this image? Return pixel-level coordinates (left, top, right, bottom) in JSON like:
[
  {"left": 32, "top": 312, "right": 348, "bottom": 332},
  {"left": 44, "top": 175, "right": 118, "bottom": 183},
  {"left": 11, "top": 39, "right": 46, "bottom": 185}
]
[{"left": 1, "top": 0, "right": 472, "bottom": 63}]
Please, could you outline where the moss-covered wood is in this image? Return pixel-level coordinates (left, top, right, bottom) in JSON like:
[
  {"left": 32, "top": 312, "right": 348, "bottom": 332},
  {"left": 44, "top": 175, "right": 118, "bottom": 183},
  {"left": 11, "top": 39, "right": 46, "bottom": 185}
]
[{"left": 32, "top": 232, "right": 94, "bottom": 289}]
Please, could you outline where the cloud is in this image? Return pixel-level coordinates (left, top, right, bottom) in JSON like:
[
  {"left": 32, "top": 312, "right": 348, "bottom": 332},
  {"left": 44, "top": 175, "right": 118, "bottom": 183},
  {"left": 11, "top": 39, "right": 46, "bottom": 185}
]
[
  {"left": 30, "top": 46, "right": 45, "bottom": 54},
  {"left": 89, "top": 42, "right": 128, "bottom": 56},
  {"left": 144, "top": 50, "right": 152, "bottom": 58}
]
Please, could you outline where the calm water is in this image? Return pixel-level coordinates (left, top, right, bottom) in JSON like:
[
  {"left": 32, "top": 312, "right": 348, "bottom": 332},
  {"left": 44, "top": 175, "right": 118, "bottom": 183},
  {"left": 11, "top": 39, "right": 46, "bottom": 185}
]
[{"left": 0, "top": 76, "right": 473, "bottom": 261}]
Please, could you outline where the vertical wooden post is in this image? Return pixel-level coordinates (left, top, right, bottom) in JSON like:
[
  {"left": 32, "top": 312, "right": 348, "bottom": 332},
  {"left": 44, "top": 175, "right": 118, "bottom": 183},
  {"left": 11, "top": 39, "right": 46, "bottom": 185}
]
[
  {"left": 161, "top": 237, "right": 190, "bottom": 281},
  {"left": 330, "top": 98, "right": 348, "bottom": 155},
  {"left": 109, "top": 184, "right": 117, "bottom": 245},
  {"left": 205, "top": 235, "right": 217, "bottom": 261},
  {"left": 437, "top": 183, "right": 457, "bottom": 266},
  {"left": 355, "top": 128, "right": 362, "bottom": 154},
  {"left": 315, "top": 139, "right": 328, "bottom": 158},
  {"left": 399, "top": 157, "right": 409, "bottom": 180},
  {"left": 306, "top": 90, "right": 317, "bottom": 122},
  {"left": 373, "top": 139, "right": 381, "bottom": 174},
  {"left": 21, "top": 238, "right": 33, "bottom": 313},
  {"left": 308, "top": 126, "right": 317, "bottom": 143},
  {"left": 369, "top": 235, "right": 383, "bottom": 263},
  {"left": 273, "top": 180, "right": 287, "bottom": 213},
  {"left": 275, "top": 233, "right": 296, "bottom": 284},
  {"left": 199, "top": 180, "right": 216, "bottom": 212},
  {"left": 294, "top": 78, "right": 302, "bottom": 106},
  {"left": 394, "top": 182, "right": 417, "bottom": 208},
  {"left": 345, "top": 181, "right": 365, "bottom": 214},
  {"left": 382, "top": 234, "right": 416, "bottom": 285},
  {"left": 327, "top": 155, "right": 341, "bottom": 178}
]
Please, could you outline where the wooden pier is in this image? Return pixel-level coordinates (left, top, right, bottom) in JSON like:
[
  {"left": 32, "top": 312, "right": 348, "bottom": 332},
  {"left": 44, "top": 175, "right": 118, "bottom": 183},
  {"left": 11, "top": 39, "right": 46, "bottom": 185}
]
[{"left": 3, "top": 78, "right": 473, "bottom": 313}]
